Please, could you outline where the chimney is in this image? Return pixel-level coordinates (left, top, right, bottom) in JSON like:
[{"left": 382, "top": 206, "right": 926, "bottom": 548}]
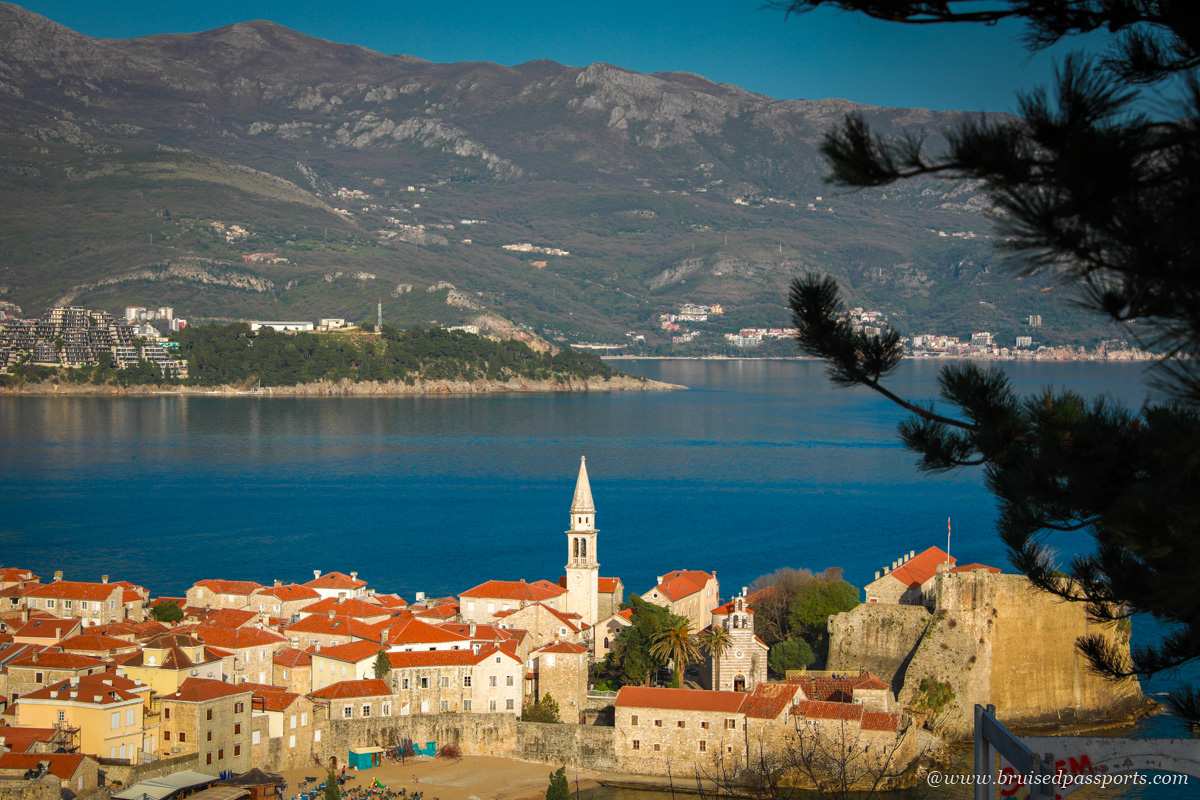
[
  {"left": 327, "top": 610, "right": 335, "bottom": 620},
  {"left": 314, "top": 643, "right": 321, "bottom": 652},
  {"left": 883, "top": 566, "right": 890, "bottom": 575},
  {"left": 101, "top": 575, "right": 109, "bottom": 584},
  {"left": 875, "top": 571, "right": 881, "bottom": 581},
  {"left": 337, "top": 592, "right": 346, "bottom": 604},
  {"left": 313, "top": 570, "right": 322, "bottom": 580},
  {"left": 350, "top": 572, "right": 358, "bottom": 582},
  {"left": 910, "top": 550, "right": 915, "bottom": 559},
  {"left": 53, "top": 571, "right": 63, "bottom": 582},
  {"left": 32, "top": 650, "right": 38, "bottom": 663},
  {"left": 274, "top": 579, "right": 281, "bottom": 588},
  {"left": 469, "top": 623, "right": 476, "bottom": 637},
  {"left": 380, "top": 628, "right": 389, "bottom": 644}
]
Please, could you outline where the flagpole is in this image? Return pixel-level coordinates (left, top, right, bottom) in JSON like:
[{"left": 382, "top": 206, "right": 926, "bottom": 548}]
[{"left": 947, "top": 517, "right": 951, "bottom": 565}]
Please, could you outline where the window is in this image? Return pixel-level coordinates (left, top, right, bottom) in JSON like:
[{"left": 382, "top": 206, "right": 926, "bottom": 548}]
[
  {"left": 343, "top": 707, "right": 352, "bottom": 718},
  {"left": 57, "top": 710, "right": 65, "bottom": 723},
  {"left": 207, "top": 732, "right": 212, "bottom": 742},
  {"left": 489, "top": 676, "right": 497, "bottom": 687},
  {"left": 632, "top": 740, "right": 640, "bottom": 750},
  {"left": 283, "top": 670, "right": 289, "bottom": 680},
  {"left": 440, "top": 700, "right": 448, "bottom": 712},
  {"left": 505, "top": 699, "right": 514, "bottom": 711},
  {"left": 699, "top": 741, "right": 707, "bottom": 752},
  {"left": 381, "top": 703, "right": 390, "bottom": 717},
  {"left": 653, "top": 744, "right": 661, "bottom": 752},
  {"left": 164, "top": 708, "right": 171, "bottom": 720},
  {"left": 725, "top": 719, "right": 737, "bottom": 730},
  {"left": 206, "top": 754, "right": 212, "bottom": 766},
  {"left": 234, "top": 723, "right": 241, "bottom": 735},
  {"left": 109, "top": 600, "right": 116, "bottom": 610},
  {"left": 362, "top": 704, "right": 372, "bottom": 717},
  {"left": 677, "top": 721, "right": 685, "bottom": 728},
  {"left": 631, "top": 715, "right": 639, "bottom": 726},
  {"left": 289, "top": 715, "right": 296, "bottom": 730},
  {"left": 252, "top": 731, "right": 261, "bottom": 745},
  {"left": 314, "top": 730, "right": 321, "bottom": 743},
  {"left": 164, "top": 731, "right": 171, "bottom": 741},
  {"left": 111, "top": 711, "right": 120, "bottom": 730},
  {"left": 34, "top": 672, "right": 43, "bottom": 683},
  {"left": 179, "top": 732, "right": 186, "bottom": 742},
  {"left": 402, "top": 678, "right": 410, "bottom": 690},
  {"left": 463, "top": 676, "right": 472, "bottom": 688},
  {"left": 206, "top": 709, "right": 213, "bottom": 721},
  {"left": 489, "top": 700, "right": 496, "bottom": 712},
  {"left": 420, "top": 677, "right": 429, "bottom": 689},
  {"left": 420, "top": 701, "right": 429, "bottom": 713},
  {"left": 495, "top": 656, "right": 501, "bottom": 663},
  {"left": 289, "top": 735, "right": 296, "bottom": 748},
  {"left": 46, "top": 600, "right": 55, "bottom": 609},
  {"left": 440, "top": 676, "right": 449, "bottom": 688},
  {"left": 341, "top": 665, "right": 346, "bottom": 676},
  {"left": 700, "top": 721, "right": 709, "bottom": 730},
  {"left": 654, "top": 719, "right": 662, "bottom": 728},
  {"left": 127, "top": 708, "right": 136, "bottom": 726},
  {"left": 64, "top": 600, "right": 72, "bottom": 609},
  {"left": 301, "top": 712, "right": 308, "bottom": 726},
  {"left": 218, "top": 749, "right": 224, "bottom": 760},
  {"left": 463, "top": 700, "right": 471, "bottom": 711},
  {"left": 235, "top": 701, "right": 244, "bottom": 713},
  {"left": 506, "top": 675, "right": 514, "bottom": 686},
  {"left": 234, "top": 745, "right": 241, "bottom": 757}
]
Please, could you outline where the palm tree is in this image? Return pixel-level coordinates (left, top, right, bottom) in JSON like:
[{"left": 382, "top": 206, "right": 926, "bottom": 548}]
[
  {"left": 699, "top": 626, "right": 733, "bottom": 683},
  {"left": 650, "top": 616, "right": 702, "bottom": 688}
]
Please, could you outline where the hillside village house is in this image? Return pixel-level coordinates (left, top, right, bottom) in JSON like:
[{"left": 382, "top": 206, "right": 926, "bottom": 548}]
[
  {"left": 159, "top": 677, "right": 253, "bottom": 772},
  {"left": 310, "top": 641, "right": 386, "bottom": 691},
  {"left": 643, "top": 570, "right": 720, "bottom": 633},
  {"left": 0, "top": 752, "right": 99, "bottom": 797},
  {"left": 13, "top": 674, "right": 148, "bottom": 763},
  {"left": 272, "top": 648, "right": 313, "bottom": 694},
  {"left": 243, "top": 683, "right": 315, "bottom": 771},
  {"left": 189, "top": 625, "right": 288, "bottom": 684},
  {"left": 250, "top": 583, "right": 320, "bottom": 618},
  {"left": 186, "top": 580, "right": 265, "bottom": 611},
  {"left": 23, "top": 575, "right": 144, "bottom": 624},
  {"left": 4, "top": 651, "right": 107, "bottom": 704},
  {"left": 308, "top": 678, "right": 392, "bottom": 721},
  {"left": 296, "top": 596, "right": 392, "bottom": 624},
  {"left": 493, "top": 603, "right": 583, "bottom": 652},
  {"left": 458, "top": 580, "right": 566, "bottom": 624},
  {"left": 386, "top": 646, "right": 522, "bottom": 715},
  {"left": 13, "top": 618, "right": 82, "bottom": 646},
  {"left": 592, "top": 609, "right": 633, "bottom": 661}
]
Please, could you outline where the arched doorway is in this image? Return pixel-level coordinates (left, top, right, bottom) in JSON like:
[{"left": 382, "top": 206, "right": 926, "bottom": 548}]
[{"left": 733, "top": 674, "right": 746, "bottom": 692}]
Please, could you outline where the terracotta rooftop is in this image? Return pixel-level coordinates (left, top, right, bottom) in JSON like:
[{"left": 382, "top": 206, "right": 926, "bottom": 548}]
[
  {"left": 162, "top": 677, "right": 254, "bottom": 703},
  {"left": 711, "top": 599, "right": 755, "bottom": 616},
  {"left": 308, "top": 678, "right": 391, "bottom": 700},
  {"left": 9, "top": 651, "right": 104, "bottom": 671},
  {"left": 0, "top": 727, "right": 60, "bottom": 752},
  {"left": 791, "top": 700, "right": 900, "bottom": 732},
  {"left": 382, "top": 617, "right": 471, "bottom": 646},
  {"left": 532, "top": 641, "right": 589, "bottom": 655},
  {"left": 950, "top": 563, "right": 1002, "bottom": 575},
  {"left": 740, "top": 683, "right": 802, "bottom": 719},
  {"left": 253, "top": 584, "right": 320, "bottom": 602},
  {"left": 615, "top": 686, "right": 745, "bottom": 713},
  {"left": 386, "top": 644, "right": 517, "bottom": 669},
  {"left": 198, "top": 608, "right": 259, "bottom": 629},
  {"left": 459, "top": 579, "right": 566, "bottom": 602},
  {"left": 0, "top": 753, "right": 88, "bottom": 779},
  {"left": 23, "top": 581, "right": 120, "bottom": 602},
  {"left": 411, "top": 604, "right": 458, "bottom": 620},
  {"left": 436, "top": 623, "right": 511, "bottom": 641},
  {"left": 273, "top": 648, "right": 313, "bottom": 667},
  {"left": 191, "top": 625, "right": 286, "bottom": 649},
  {"left": 299, "top": 597, "right": 390, "bottom": 619},
  {"left": 21, "top": 677, "right": 140, "bottom": 705},
  {"left": 304, "top": 572, "right": 367, "bottom": 591},
  {"left": 373, "top": 594, "right": 408, "bottom": 608},
  {"left": 651, "top": 570, "right": 715, "bottom": 602},
  {"left": 192, "top": 579, "right": 265, "bottom": 596},
  {"left": 237, "top": 682, "right": 301, "bottom": 712},
  {"left": 57, "top": 634, "right": 139, "bottom": 653},
  {"left": 0, "top": 568, "right": 39, "bottom": 584},
  {"left": 877, "top": 547, "right": 955, "bottom": 589},
  {"left": 312, "top": 640, "right": 385, "bottom": 664},
  {"left": 14, "top": 618, "right": 82, "bottom": 640}
]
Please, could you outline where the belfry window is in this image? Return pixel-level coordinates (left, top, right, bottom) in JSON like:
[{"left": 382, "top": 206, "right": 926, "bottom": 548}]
[
  {"left": 581, "top": 539, "right": 587, "bottom": 558},
  {"left": 573, "top": 539, "right": 579, "bottom": 557}
]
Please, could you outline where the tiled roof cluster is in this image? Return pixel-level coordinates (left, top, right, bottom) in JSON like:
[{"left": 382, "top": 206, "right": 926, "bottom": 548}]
[
  {"left": 459, "top": 579, "right": 565, "bottom": 602},
  {"left": 652, "top": 570, "right": 715, "bottom": 602}
]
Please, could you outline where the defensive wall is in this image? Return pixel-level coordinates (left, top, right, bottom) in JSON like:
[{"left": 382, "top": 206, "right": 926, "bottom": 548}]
[{"left": 828, "top": 568, "right": 1150, "bottom": 739}]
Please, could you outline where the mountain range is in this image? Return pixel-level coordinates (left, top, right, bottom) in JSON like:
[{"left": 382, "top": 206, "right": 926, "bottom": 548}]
[{"left": 0, "top": 3, "right": 1106, "bottom": 347}]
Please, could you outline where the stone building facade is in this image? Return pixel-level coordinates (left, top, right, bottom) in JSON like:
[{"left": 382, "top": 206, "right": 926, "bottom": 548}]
[
  {"left": 525, "top": 641, "right": 589, "bottom": 723},
  {"left": 643, "top": 570, "right": 719, "bottom": 633},
  {"left": 158, "top": 677, "right": 253, "bottom": 773},
  {"left": 23, "top": 577, "right": 143, "bottom": 625},
  {"left": 701, "top": 593, "right": 768, "bottom": 693},
  {"left": 385, "top": 647, "right": 523, "bottom": 716}
]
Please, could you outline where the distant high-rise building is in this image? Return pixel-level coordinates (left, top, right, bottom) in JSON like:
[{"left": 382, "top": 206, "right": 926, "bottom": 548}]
[
  {"left": 124, "top": 306, "right": 146, "bottom": 322},
  {"left": 1015, "top": 336, "right": 1033, "bottom": 348},
  {"left": 1028, "top": 314, "right": 1042, "bottom": 327}
]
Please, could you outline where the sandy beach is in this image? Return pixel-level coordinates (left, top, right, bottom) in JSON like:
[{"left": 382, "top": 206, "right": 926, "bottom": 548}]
[{"left": 278, "top": 756, "right": 620, "bottom": 800}]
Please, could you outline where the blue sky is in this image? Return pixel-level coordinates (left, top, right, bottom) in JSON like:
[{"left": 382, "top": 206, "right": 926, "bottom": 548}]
[{"left": 18, "top": 0, "right": 1105, "bottom": 112}]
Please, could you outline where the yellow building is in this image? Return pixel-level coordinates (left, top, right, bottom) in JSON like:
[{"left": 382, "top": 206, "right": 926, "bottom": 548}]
[
  {"left": 14, "top": 674, "right": 148, "bottom": 763},
  {"left": 120, "top": 633, "right": 229, "bottom": 695}
]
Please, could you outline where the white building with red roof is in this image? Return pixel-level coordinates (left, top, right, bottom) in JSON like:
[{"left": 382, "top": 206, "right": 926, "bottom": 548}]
[
  {"left": 303, "top": 571, "right": 367, "bottom": 600},
  {"left": 385, "top": 646, "right": 522, "bottom": 716},
  {"left": 643, "top": 569, "right": 720, "bottom": 633},
  {"left": 311, "top": 640, "right": 387, "bottom": 691},
  {"left": 250, "top": 583, "right": 320, "bottom": 618},
  {"left": 308, "top": 678, "right": 392, "bottom": 721},
  {"left": 188, "top": 625, "right": 287, "bottom": 685},
  {"left": 863, "top": 546, "right": 956, "bottom": 606},
  {"left": 459, "top": 579, "right": 566, "bottom": 624}
]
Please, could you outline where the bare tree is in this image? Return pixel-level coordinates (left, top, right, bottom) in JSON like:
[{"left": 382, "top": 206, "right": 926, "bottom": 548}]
[
  {"left": 785, "top": 716, "right": 927, "bottom": 800},
  {"left": 693, "top": 733, "right": 785, "bottom": 800}
]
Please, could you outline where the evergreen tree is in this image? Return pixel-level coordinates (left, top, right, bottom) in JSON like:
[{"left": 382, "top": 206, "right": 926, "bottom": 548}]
[
  {"left": 545, "top": 767, "right": 570, "bottom": 800},
  {"left": 324, "top": 764, "right": 340, "bottom": 800},
  {"left": 373, "top": 650, "right": 391, "bottom": 681},
  {"left": 780, "top": 1, "right": 1200, "bottom": 722}
]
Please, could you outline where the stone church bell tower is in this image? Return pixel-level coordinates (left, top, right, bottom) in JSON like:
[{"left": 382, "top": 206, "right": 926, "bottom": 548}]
[{"left": 564, "top": 456, "right": 600, "bottom": 627}]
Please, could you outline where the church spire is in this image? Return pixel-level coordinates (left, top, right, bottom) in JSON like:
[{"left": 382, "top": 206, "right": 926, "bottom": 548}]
[{"left": 571, "top": 456, "right": 595, "bottom": 514}]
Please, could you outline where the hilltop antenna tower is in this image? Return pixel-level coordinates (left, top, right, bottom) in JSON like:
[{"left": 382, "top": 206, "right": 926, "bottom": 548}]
[{"left": 377, "top": 298, "right": 382, "bottom": 332}]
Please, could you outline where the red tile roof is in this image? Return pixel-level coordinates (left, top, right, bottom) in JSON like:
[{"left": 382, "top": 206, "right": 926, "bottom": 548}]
[
  {"left": 162, "top": 677, "right": 253, "bottom": 703},
  {"left": 373, "top": 594, "right": 408, "bottom": 608},
  {"left": 308, "top": 679, "right": 390, "bottom": 700},
  {"left": 382, "top": 617, "right": 471, "bottom": 646},
  {"left": 652, "top": 570, "right": 715, "bottom": 602},
  {"left": 9, "top": 651, "right": 103, "bottom": 670},
  {"left": 740, "top": 683, "right": 802, "bottom": 719},
  {"left": 313, "top": 640, "right": 385, "bottom": 664},
  {"left": 273, "top": 648, "right": 312, "bottom": 667},
  {"left": 253, "top": 584, "right": 320, "bottom": 602},
  {"left": 0, "top": 727, "right": 60, "bottom": 752},
  {"left": 791, "top": 700, "right": 900, "bottom": 732},
  {"left": 598, "top": 577, "right": 623, "bottom": 593},
  {"left": 459, "top": 579, "right": 565, "bottom": 602},
  {"left": 198, "top": 608, "right": 259, "bottom": 629},
  {"left": 282, "top": 614, "right": 386, "bottom": 641},
  {"left": 436, "top": 623, "right": 511, "bottom": 641},
  {"left": 14, "top": 618, "right": 82, "bottom": 640},
  {"left": 412, "top": 604, "right": 458, "bottom": 620},
  {"left": 57, "top": 634, "right": 139, "bottom": 653},
  {"left": 192, "top": 579, "right": 264, "bottom": 596},
  {"left": 386, "top": 645, "right": 518, "bottom": 669},
  {"left": 299, "top": 597, "right": 390, "bottom": 619},
  {"left": 881, "top": 547, "right": 955, "bottom": 589},
  {"left": 304, "top": 572, "right": 367, "bottom": 591},
  {"left": 711, "top": 600, "right": 755, "bottom": 616},
  {"left": 236, "top": 682, "right": 301, "bottom": 712},
  {"left": 0, "top": 569, "right": 39, "bottom": 584},
  {"left": 0, "top": 753, "right": 88, "bottom": 779},
  {"left": 24, "top": 582, "right": 120, "bottom": 602},
  {"left": 191, "top": 626, "right": 286, "bottom": 650},
  {"left": 615, "top": 686, "right": 745, "bottom": 713},
  {"left": 21, "top": 677, "right": 139, "bottom": 705},
  {"left": 789, "top": 674, "right": 888, "bottom": 703}
]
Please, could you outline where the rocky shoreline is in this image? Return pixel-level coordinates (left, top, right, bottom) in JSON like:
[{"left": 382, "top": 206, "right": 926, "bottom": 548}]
[{"left": 0, "top": 374, "right": 686, "bottom": 396}]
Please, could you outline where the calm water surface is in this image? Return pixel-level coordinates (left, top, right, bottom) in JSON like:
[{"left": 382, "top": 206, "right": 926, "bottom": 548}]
[{"left": 0, "top": 358, "right": 1190, "bottom": 797}]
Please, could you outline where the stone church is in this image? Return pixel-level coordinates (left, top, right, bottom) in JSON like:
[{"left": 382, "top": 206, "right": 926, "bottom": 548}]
[{"left": 699, "top": 590, "right": 768, "bottom": 692}]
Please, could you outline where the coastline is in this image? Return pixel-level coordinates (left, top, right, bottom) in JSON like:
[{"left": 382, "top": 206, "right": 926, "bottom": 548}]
[{"left": 0, "top": 374, "right": 687, "bottom": 396}]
